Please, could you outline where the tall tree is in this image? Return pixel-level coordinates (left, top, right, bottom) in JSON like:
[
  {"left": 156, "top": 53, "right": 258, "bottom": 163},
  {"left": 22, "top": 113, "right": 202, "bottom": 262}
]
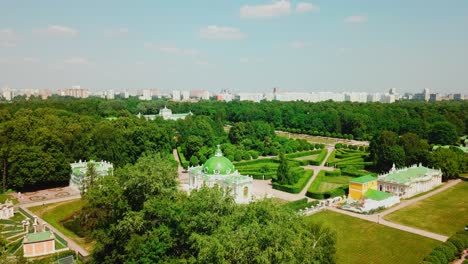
[
  {"left": 276, "top": 153, "right": 291, "bottom": 185},
  {"left": 428, "top": 122, "right": 458, "bottom": 145}
]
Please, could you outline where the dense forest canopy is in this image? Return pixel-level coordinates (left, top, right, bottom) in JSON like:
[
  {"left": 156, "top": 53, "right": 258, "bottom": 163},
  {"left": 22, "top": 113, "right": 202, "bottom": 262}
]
[{"left": 0, "top": 97, "right": 466, "bottom": 190}]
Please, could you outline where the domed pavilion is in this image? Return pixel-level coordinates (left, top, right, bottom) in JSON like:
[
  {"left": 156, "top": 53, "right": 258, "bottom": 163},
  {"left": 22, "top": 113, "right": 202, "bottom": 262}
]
[{"left": 188, "top": 145, "right": 253, "bottom": 204}]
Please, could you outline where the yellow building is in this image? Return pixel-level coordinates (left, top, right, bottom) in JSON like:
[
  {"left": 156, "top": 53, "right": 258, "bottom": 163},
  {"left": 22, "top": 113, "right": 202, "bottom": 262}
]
[
  {"left": 345, "top": 175, "right": 400, "bottom": 213},
  {"left": 349, "top": 175, "right": 378, "bottom": 200}
]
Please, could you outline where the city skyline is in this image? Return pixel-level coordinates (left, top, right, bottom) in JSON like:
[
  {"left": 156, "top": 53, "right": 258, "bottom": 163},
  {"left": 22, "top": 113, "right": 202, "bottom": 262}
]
[{"left": 1, "top": 0, "right": 467, "bottom": 93}]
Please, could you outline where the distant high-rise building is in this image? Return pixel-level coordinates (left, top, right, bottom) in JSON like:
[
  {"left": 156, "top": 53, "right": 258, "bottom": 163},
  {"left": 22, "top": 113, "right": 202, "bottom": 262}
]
[
  {"left": 104, "top": 89, "right": 115, "bottom": 100},
  {"left": 57, "top": 86, "right": 89, "bottom": 98},
  {"left": 1, "top": 86, "right": 13, "bottom": 101},
  {"left": 181, "top": 90, "right": 190, "bottom": 101},
  {"left": 139, "top": 89, "right": 152, "bottom": 100},
  {"left": 273, "top": 87, "right": 280, "bottom": 93},
  {"left": 453, "top": 93, "right": 462, "bottom": 100},
  {"left": 172, "top": 90, "right": 181, "bottom": 101}
]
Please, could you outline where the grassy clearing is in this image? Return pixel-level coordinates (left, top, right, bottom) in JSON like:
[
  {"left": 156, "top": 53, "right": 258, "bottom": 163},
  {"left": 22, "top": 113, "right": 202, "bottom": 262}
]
[
  {"left": 294, "top": 154, "right": 319, "bottom": 161},
  {"left": 0, "top": 193, "right": 18, "bottom": 204},
  {"left": 29, "top": 199, "right": 95, "bottom": 251},
  {"left": 307, "top": 211, "right": 440, "bottom": 264},
  {"left": 384, "top": 181, "right": 468, "bottom": 236}
]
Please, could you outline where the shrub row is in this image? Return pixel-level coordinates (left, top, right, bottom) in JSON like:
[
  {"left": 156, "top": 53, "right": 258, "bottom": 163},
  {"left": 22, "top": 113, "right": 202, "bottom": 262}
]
[
  {"left": 309, "top": 149, "right": 328, "bottom": 165},
  {"left": 325, "top": 170, "right": 342, "bottom": 177},
  {"left": 272, "top": 169, "right": 314, "bottom": 194},
  {"left": 234, "top": 159, "right": 278, "bottom": 167},
  {"left": 177, "top": 147, "right": 189, "bottom": 169},
  {"left": 284, "top": 150, "right": 322, "bottom": 159},
  {"left": 423, "top": 231, "right": 468, "bottom": 264}
]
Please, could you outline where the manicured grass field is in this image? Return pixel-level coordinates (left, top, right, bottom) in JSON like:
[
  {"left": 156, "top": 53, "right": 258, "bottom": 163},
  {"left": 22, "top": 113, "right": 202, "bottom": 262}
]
[
  {"left": 307, "top": 211, "right": 440, "bottom": 264},
  {"left": 29, "top": 199, "right": 95, "bottom": 251},
  {"left": 384, "top": 181, "right": 468, "bottom": 236}
]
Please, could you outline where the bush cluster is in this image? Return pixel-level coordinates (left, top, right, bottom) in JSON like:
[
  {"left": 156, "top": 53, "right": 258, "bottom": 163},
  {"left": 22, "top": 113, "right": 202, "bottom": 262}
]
[{"left": 423, "top": 231, "right": 468, "bottom": 264}]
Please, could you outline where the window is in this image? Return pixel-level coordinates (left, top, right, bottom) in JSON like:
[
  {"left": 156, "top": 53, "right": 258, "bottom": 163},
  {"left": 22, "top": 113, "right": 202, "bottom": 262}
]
[
  {"left": 392, "top": 186, "right": 396, "bottom": 192},
  {"left": 379, "top": 185, "right": 382, "bottom": 191},
  {"left": 386, "top": 185, "right": 389, "bottom": 191},
  {"left": 243, "top": 186, "right": 249, "bottom": 198},
  {"left": 400, "top": 187, "right": 404, "bottom": 192},
  {"left": 214, "top": 169, "right": 219, "bottom": 174}
]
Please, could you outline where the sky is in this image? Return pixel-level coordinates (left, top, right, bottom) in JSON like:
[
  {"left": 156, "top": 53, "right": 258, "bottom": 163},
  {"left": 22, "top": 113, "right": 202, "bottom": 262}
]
[{"left": 0, "top": 0, "right": 467, "bottom": 93}]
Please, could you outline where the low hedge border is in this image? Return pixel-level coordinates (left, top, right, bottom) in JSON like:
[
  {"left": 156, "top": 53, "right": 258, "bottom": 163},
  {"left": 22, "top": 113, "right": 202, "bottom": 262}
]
[
  {"left": 309, "top": 149, "right": 328, "bottom": 166},
  {"left": 272, "top": 169, "right": 314, "bottom": 194},
  {"left": 177, "top": 147, "right": 189, "bottom": 170}
]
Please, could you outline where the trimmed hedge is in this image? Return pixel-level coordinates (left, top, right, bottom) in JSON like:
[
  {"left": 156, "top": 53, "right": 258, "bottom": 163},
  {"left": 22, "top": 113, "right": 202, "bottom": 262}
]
[
  {"left": 285, "top": 150, "right": 322, "bottom": 159},
  {"left": 306, "top": 170, "right": 348, "bottom": 199},
  {"left": 325, "top": 169, "right": 341, "bottom": 177},
  {"left": 309, "top": 149, "right": 328, "bottom": 166},
  {"left": 177, "top": 147, "right": 189, "bottom": 169},
  {"left": 234, "top": 159, "right": 278, "bottom": 166},
  {"left": 424, "top": 231, "right": 468, "bottom": 264},
  {"left": 272, "top": 169, "right": 314, "bottom": 194}
]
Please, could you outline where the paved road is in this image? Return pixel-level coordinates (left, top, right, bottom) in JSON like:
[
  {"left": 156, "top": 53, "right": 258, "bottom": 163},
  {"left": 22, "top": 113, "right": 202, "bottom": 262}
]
[
  {"left": 20, "top": 200, "right": 90, "bottom": 257},
  {"left": 324, "top": 180, "right": 462, "bottom": 242},
  {"left": 252, "top": 147, "right": 335, "bottom": 201}
]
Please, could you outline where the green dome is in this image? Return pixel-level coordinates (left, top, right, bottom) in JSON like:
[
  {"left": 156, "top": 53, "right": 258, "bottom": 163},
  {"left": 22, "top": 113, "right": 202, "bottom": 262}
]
[{"left": 201, "top": 146, "right": 235, "bottom": 175}]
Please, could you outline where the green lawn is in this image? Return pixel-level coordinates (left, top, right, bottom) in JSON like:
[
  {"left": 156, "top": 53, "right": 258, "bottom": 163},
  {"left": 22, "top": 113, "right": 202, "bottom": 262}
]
[
  {"left": 29, "top": 199, "right": 95, "bottom": 251},
  {"left": 0, "top": 193, "right": 18, "bottom": 204},
  {"left": 307, "top": 211, "right": 440, "bottom": 264},
  {"left": 294, "top": 154, "right": 319, "bottom": 161},
  {"left": 384, "top": 181, "right": 468, "bottom": 236}
]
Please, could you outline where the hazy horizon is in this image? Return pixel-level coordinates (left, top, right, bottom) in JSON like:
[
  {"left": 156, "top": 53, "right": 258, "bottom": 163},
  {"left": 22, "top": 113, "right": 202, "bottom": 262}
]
[{"left": 1, "top": 0, "right": 467, "bottom": 94}]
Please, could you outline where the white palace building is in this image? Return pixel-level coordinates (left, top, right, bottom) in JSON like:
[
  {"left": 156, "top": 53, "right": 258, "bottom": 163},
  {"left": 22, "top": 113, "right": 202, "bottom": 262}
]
[{"left": 377, "top": 164, "right": 443, "bottom": 199}]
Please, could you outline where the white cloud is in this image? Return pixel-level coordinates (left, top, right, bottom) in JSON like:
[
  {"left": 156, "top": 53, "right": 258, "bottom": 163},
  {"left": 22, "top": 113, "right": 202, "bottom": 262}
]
[
  {"left": 23, "top": 57, "right": 39, "bottom": 63},
  {"left": 144, "top": 43, "right": 200, "bottom": 56},
  {"left": 0, "top": 29, "right": 17, "bottom": 47},
  {"left": 240, "top": 0, "right": 291, "bottom": 18},
  {"left": 296, "top": 2, "right": 319, "bottom": 13},
  {"left": 64, "top": 57, "right": 88, "bottom": 65},
  {"left": 195, "top": 60, "right": 212, "bottom": 66},
  {"left": 344, "top": 15, "right": 368, "bottom": 23},
  {"left": 338, "top": 47, "right": 352, "bottom": 54},
  {"left": 290, "top": 41, "right": 307, "bottom": 49},
  {"left": 239, "top": 57, "right": 263, "bottom": 64},
  {"left": 199, "top": 26, "right": 246, "bottom": 40},
  {"left": 107, "top": 27, "right": 129, "bottom": 37},
  {"left": 36, "top": 25, "right": 78, "bottom": 36}
]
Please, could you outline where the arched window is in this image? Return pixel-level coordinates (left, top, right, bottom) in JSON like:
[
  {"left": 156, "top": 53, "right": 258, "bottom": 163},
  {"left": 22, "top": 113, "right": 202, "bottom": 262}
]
[
  {"left": 214, "top": 169, "right": 219, "bottom": 175},
  {"left": 243, "top": 186, "right": 249, "bottom": 198}
]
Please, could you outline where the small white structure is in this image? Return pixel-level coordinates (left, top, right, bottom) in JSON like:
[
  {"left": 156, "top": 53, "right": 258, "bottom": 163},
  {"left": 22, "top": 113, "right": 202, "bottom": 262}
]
[
  {"left": 377, "top": 164, "right": 443, "bottom": 199},
  {"left": 69, "top": 160, "right": 113, "bottom": 192},
  {"left": 137, "top": 106, "right": 192, "bottom": 121},
  {"left": 188, "top": 146, "right": 253, "bottom": 204},
  {"left": 0, "top": 199, "right": 14, "bottom": 219}
]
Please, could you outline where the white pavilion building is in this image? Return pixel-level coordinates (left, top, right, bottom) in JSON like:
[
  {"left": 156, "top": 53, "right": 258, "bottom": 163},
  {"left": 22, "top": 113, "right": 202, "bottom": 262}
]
[{"left": 188, "top": 146, "right": 253, "bottom": 204}]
